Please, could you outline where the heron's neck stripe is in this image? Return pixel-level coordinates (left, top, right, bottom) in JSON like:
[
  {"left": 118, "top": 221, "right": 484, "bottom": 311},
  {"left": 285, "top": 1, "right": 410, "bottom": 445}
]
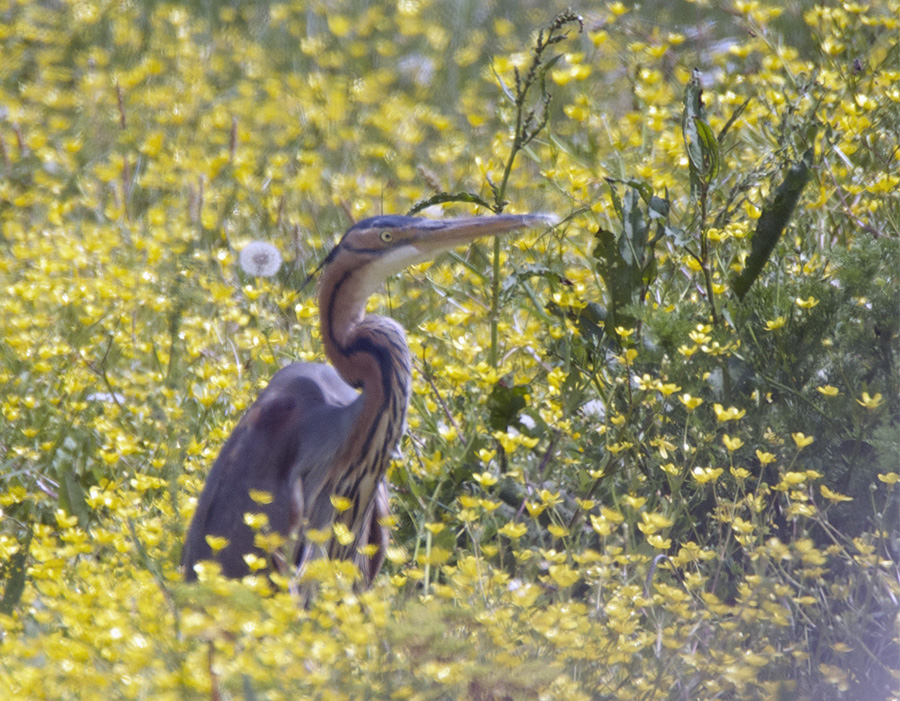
[{"left": 345, "top": 335, "right": 394, "bottom": 412}]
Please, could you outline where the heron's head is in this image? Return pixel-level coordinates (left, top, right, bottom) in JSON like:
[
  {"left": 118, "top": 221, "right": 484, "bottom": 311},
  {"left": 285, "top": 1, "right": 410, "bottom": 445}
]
[{"left": 324, "top": 214, "right": 552, "bottom": 293}]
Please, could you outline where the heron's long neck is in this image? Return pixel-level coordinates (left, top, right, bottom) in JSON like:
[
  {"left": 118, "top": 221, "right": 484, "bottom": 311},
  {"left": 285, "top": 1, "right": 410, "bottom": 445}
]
[
  {"left": 317, "top": 274, "right": 411, "bottom": 512},
  {"left": 318, "top": 272, "right": 411, "bottom": 407}
]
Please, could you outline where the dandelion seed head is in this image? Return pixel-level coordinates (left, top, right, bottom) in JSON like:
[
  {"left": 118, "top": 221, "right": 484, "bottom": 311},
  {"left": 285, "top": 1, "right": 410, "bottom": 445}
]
[
  {"left": 398, "top": 53, "right": 436, "bottom": 87},
  {"left": 239, "top": 241, "right": 282, "bottom": 277}
]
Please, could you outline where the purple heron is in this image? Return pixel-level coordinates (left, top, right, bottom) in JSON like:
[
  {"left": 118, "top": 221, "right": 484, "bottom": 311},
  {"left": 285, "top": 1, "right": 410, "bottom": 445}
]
[{"left": 181, "top": 214, "right": 546, "bottom": 585}]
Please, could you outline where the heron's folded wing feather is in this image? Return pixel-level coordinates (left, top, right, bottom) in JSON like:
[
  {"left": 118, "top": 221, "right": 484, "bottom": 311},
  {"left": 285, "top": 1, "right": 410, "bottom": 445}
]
[{"left": 181, "top": 363, "right": 360, "bottom": 579}]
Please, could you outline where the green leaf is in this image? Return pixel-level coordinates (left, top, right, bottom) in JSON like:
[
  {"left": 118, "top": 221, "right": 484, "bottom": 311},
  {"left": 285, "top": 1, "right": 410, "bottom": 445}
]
[
  {"left": 490, "top": 62, "right": 517, "bottom": 104},
  {"left": 0, "top": 529, "right": 31, "bottom": 614},
  {"left": 621, "top": 187, "right": 649, "bottom": 267},
  {"left": 682, "top": 70, "right": 705, "bottom": 174},
  {"left": 682, "top": 69, "right": 719, "bottom": 191},
  {"left": 593, "top": 183, "right": 667, "bottom": 337},
  {"left": 731, "top": 149, "right": 814, "bottom": 300},
  {"left": 486, "top": 380, "right": 529, "bottom": 432},
  {"left": 695, "top": 116, "right": 720, "bottom": 180},
  {"left": 717, "top": 97, "right": 752, "bottom": 142},
  {"left": 59, "top": 468, "right": 90, "bottom": 528}
]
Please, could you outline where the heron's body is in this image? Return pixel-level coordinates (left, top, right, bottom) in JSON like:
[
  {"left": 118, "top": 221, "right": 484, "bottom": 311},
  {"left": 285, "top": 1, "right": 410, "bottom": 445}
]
[{"left": 182, "top": 214, "right": 545, "bottom": 585}]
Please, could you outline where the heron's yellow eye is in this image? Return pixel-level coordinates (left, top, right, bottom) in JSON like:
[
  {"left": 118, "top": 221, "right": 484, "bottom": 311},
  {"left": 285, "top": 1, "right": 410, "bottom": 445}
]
[{"left": 379, "top": 231, "right": 394, "bottom": 243}]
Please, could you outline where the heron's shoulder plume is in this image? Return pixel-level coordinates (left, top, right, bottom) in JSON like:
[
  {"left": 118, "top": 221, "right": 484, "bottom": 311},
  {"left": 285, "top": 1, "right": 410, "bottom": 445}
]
[{"left": 299, "top": 243, "right": 341, "bottom": 293}]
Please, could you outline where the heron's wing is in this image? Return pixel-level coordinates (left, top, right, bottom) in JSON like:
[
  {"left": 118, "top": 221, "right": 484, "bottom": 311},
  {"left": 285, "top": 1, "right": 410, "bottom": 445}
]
[{"left": 181, "top": 363, "right": 360, "bottom": 580}]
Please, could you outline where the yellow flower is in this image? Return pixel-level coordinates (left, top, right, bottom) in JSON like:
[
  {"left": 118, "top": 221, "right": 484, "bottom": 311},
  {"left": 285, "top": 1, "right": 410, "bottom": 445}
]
[
  {"left": 795, "top": 296, "right": 819, "bottom": 309},
  {"left": 242, "top": 553, "right": 268, "bottom": 572},
  {"left": 509, "top": 582, "right": 542, "bottom": 607},
  {"left": 525, "top": 501, "right": 547, "bottom": 518},
  {"left": 477, "top": 448, "right": 496, "bottom": 463},
  {"left": 306, "top": 528, "right": 331, "bottom": 545},
  {"left": 646, "top": 534, "right": 671, "bottom": 549},
  {"left": 877, "top": 473, "right": 899, "bottom": 485},
  {"left": 547, "top": 524, "right": 569, "bottom": 538},
  {"left": 417, "top": 546, "right": 452, "bottom": 566},
  {"left": 438, "top": 424, "right": 458, "bottom": 442},
  {"left": 204, "top": 535, "right": 229, "bottom": 553},
  {"left": 623, "top": 495, "right": 647, "bottom": 509},
  {"left": 357, "top": 543, "right": 379, "bottom": 558},
  {"left": 589, "top": 514, "right": 612, "bottom": 536},
  {"left": 764, "top": 316, "right": 786, "bottom": 330},
  {"left": 607, "top": 441, "right": 633, "bottom": 454},
  {"left": 243, "top": 512, "right": 269, "bottom": 530},
  {"left": 856, "top": 392, "right": 883, "bottom": 409},
  {"left": 332, "top": 523, "right": 356, "bottom": 546},
  {"left": 792, "top": 432, "right": 815, "bottom": 448},
  {"left": 722, "top": 434, "right": 744, "bottom": 451},
  {"left": 601, "top": 507, "right": 626, "bottom": 523},
  {"left": 731, "top": 517, "right": 755, "bottom": 534},
  {"left": 691, "top": 467, "right": 724, "bottom": 484},
  {"left": 548, "top": 564, "right": 580, "bottom": 588},
  {"left": 820, "top": 485, "right": 853, "bottom": 503},
  {"left": 539, "top": 489, "right": 563, "bottom": 506},
  {"left": 54, "top": 510, "right": 78, "bottom": 529},
  {"left": 689, "top": 329, "right": 712, "bottom": 345},
  {"left": 637, "top": 511, "right": 673, "bottom": 534},
  {"left": 756, "top": 449, "right": 776, "bottom": 465},
  {"left": 817, "top": 385, "right": 840, "bottom": 396},
  {"left": 330, "top": 495, "right": 352, "bottom": 512},
  {"left": 472, "top": 472, "right": 498, "bottom": 487},
  {"left": 498, "top": 521, "right": 528, "bottom": 539},
  {"left": 679, "top": 393, "right": 703, "bottom": 411},
  {"left": 713, "top": 404, "right": 746, "bottom": 422},
  {"left": 385, "top": 546, "right": 409, "bottom": 565},
  {"left": 254, "top": 531, "right": 287, "bottom": 551}
]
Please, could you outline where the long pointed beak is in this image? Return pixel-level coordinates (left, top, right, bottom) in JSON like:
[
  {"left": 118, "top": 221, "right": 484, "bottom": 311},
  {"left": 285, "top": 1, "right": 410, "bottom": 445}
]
[{"left": 408, "top": 214, "right": 553, "bottom": 256}]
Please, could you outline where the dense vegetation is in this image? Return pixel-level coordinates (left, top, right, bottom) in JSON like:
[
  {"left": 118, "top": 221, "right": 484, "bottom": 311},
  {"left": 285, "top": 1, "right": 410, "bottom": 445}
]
[{"left": 1, "top": 0, "right": 897, "bottom": 698}]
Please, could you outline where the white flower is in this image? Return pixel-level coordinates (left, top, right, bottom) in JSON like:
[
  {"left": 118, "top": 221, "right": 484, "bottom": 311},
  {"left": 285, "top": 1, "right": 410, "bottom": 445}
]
[
  {"left": 86, "top": 392, "right": 126, "bottom": 404},
  {"left": 239, "top": 241, "right": 282, "bottom": 277},
  {"left": 580, "top": 399, "right": 606, "bottom": 420}
]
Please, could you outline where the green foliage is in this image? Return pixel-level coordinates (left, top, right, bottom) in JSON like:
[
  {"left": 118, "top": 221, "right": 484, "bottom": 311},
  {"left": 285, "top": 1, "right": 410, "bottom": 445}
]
[
  {"left": 0, "top": 0, "right": 898, "bottom": 699},
  {"left": 592, "top": 180, "right": 668, "bottom": 337}
]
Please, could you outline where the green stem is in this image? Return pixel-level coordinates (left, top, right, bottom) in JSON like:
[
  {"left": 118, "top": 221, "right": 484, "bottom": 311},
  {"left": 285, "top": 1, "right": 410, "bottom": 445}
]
[
  {"left": 486, "top": 10, "right": 581, "bottom": 365},
  {"left": 698, "top": 186, "right": 719, "bottom": 327},
  {"left": 490, "top": 236, "right": 502, "bottom": 365},
  {"left": 489, "top": 106, "right": 524, "bottom": 366}
]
